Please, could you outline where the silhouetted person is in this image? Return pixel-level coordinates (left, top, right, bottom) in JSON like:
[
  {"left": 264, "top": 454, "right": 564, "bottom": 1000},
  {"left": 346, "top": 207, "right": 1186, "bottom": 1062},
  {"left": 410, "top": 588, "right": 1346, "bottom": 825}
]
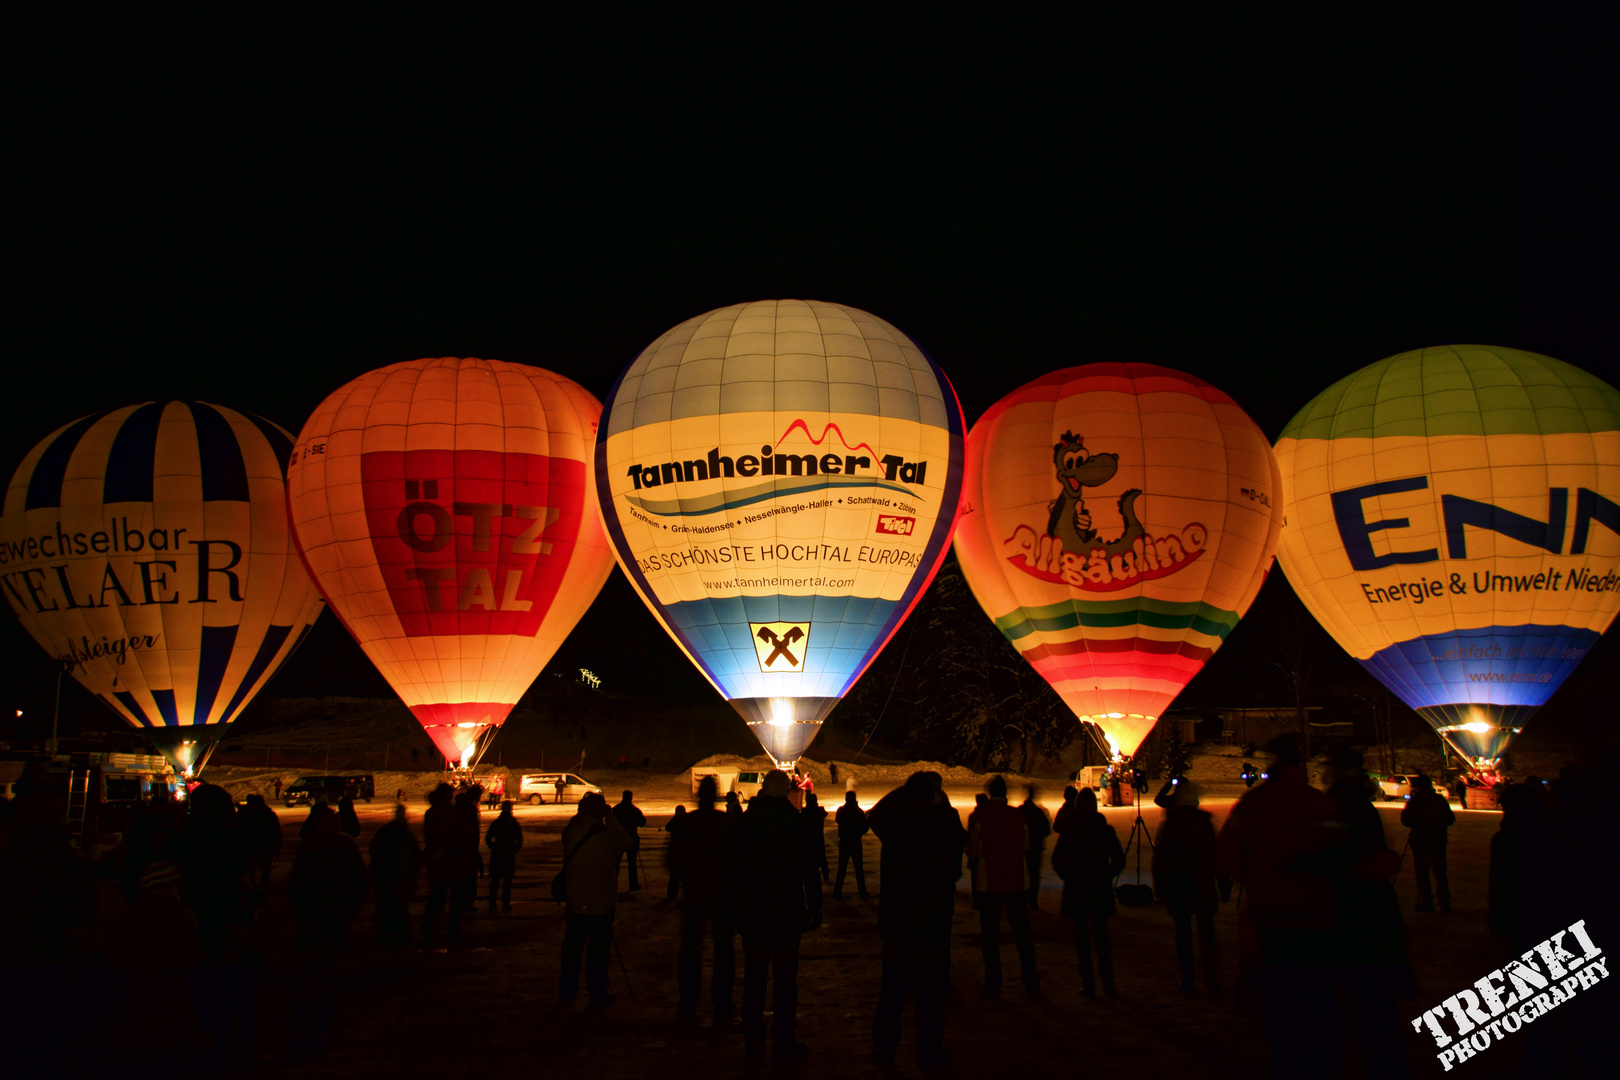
[
  {"left": 1152, "top": 780, "right": 1228, "bottom": 994},
  {"left": 176, "top": 783, "right": 255, "bottom": 1067},
  {"left": 834, "top": 791, "right": 870, "bottom": 899},
  {"left": 288, "top": 803, "right": 367, "bottom": 1059},
  {"left": 485, "top": 800, "right": 523, "bottom": 912},
  {"left": 369, "top": 804, "right": 419, "bottom": 945},
  {"left": 336, "top": 794, "right": 360, "bottom": 838},
  {"left": 1401, "top": 774, "right": 1454, "bottom": 913},
  {"left": 736, "top": 770, "right": 822, "bottom": 1060},
  {"left": 803, "top": 791, "right": 830, "bottom": 883},
  {"left": 969, "top": 775, "right": 1036, "bottom": 994},
  {"left": 1053, "top": 787, "right": 1124, "bottom": 995},
  {"left": 1241, "top": 762, "right": 1259, "bottom": 789},
  {"left": 966, "top": 792, "right": 990, "bottom": 902},
  {"left": 1052, "top": 784, "right": 1078, "bottom": 835},
  {"left": 421, "top": 784, "right": 461, "bottom": 950},
  {"left": 613, "top": 790, "right": 646, "bottom": 892},
  {"left": 237, "top": 793, "right": 281, "bottom": 891},
  {"left": 1489, "top": 778, "right": 1561, "bottom": 950},
  {"left": 299, "top": 799, "right": 329, "bottom": 838},
  {"left": 452, "top": 786, "right": 485, "bottom": 917},
  {"left": 674, "top": 776, "right": 737, "bottom": 1023},
  {"left": 1020, "top": 784, "right": 1051, "bottom": 909},
  {"left": 1325, "top": 747, "right": 1410, "bottom": 1077},
  {"left": 273, "top": 776, "right": 283, "bottom": 800},
  {"left": 664, "top": 804, "right": 687, "bottom": 900},
  {"left": 1219, "top": 735, "right": 1341, "bottom": 1080},
  {"left": 868, "top": 771, "right": 963, "bottom": 1067},
  {"left": 560, "top": 792, "right": 629, "bottom": 1007},
  {"left": 725, "top": 790, "right": 742, "bottom": 815}
]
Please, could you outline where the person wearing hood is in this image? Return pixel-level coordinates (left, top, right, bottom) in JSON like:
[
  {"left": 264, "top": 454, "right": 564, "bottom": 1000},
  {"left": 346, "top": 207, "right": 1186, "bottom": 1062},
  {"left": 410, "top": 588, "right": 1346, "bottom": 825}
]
[
  {"left": 735, "top": 769, "right": 822, "bottom": 1061},
  {"left": 1151, "top": 779, "right": 1229, "bottom": 995}
]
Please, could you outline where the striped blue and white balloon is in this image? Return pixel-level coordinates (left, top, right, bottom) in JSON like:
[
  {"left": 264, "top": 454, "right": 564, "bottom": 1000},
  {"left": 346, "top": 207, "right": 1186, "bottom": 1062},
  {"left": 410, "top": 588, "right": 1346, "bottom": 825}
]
[{"left": 0, "top": 401, "right": 324, "bottom": 773}]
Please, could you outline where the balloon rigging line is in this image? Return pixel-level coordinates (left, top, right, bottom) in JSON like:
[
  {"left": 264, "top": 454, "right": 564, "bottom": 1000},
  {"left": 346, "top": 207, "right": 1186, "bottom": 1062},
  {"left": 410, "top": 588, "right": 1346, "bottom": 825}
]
[{"left": 856, "top": 616, "right": 917, "bottom": 761}]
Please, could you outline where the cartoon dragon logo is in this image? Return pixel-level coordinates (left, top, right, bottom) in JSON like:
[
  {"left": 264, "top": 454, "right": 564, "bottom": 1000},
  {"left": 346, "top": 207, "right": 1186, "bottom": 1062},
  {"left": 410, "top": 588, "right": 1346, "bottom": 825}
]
[
  {"left": 1047, "top": 431, "right": 1144, "bottom": 556},
  {"left": 1002, "top": 430, "right": 1206, "bottom": 590}
]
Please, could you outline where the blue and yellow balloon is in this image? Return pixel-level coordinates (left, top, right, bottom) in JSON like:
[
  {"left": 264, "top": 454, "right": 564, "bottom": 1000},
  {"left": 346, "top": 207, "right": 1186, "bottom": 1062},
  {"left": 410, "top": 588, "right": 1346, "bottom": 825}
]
[
  {"left": 596, "top": 300, "right": 964, "bottom": 765},
  {"left": 0, "top": 402, "right": 325, "bottom": 774},
  {"left": 1275, "top": 346, "right": 1620, "bottom": 775}
]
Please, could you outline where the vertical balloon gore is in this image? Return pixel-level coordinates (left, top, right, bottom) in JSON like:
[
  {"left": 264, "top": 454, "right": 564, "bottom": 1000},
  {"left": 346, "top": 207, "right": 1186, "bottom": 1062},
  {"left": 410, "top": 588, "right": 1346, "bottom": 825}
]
[
  {"left": 1275, "top": 346, "right": 1620, "bottom": 775},
  {"left": 0, "top": 402, "right": 325, "bottom": 775},
  {"left": 954, "top": 364, "right": 1283, "bottom": 760},
  {"left": 595, "top": 300, "right": 965, "bottom": 768},
  {"left": 287, "top": 358, "right": 616, "bottom": 765}
]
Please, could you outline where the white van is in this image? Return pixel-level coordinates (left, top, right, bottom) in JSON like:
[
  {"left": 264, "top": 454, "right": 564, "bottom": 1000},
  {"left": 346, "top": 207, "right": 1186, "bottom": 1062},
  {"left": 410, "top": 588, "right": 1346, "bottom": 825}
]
[
  {"left": 517, "top": 773, "right": 601, "bottom": 805},
  {"left": 690, "top": 767, "right": 739, "bottom": 796}
]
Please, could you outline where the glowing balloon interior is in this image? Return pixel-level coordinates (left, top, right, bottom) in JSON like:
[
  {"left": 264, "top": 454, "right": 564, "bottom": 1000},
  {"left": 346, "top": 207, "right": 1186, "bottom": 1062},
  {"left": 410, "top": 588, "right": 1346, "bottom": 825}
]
[
  {"left": 0, "top": 402, "right": 324, "bottom": 773},
  {"left": 1274, "top": 346, "right": 1620, "bottom": 773},
  {"left": 596, "top": 300, "right": 965, "bottom": 765},
  {"left": 287, "top": 358, "right": 616, "bottom": 763},
  {"left": 954, "top": 364, "right": 1282, "bottom": 758}
]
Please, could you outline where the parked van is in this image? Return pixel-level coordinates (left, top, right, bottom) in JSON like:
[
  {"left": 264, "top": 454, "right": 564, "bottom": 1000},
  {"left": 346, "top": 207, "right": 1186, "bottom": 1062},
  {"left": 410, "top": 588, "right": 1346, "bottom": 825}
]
[
  {"left": 283, "top": 774, "right": 375, "bottom": 807},
  {"left": 690, "top": 767, "right": 740, "bottom": 796},
  {"left": 516, "top": 773, "right": 601, "bottom": 805}
]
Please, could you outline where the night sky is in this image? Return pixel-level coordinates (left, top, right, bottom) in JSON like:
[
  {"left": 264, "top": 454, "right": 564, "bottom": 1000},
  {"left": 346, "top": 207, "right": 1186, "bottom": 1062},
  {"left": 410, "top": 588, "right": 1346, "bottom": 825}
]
[{"left": 5, "top": 7, "right": 1614, "bottom": 746}]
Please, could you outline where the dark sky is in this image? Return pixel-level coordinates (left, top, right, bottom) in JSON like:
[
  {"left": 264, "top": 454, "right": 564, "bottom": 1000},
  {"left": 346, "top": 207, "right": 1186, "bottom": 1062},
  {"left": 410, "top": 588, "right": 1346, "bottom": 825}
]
[{"left": 4, "top": 7, "right": 1615, "bottom": 739}]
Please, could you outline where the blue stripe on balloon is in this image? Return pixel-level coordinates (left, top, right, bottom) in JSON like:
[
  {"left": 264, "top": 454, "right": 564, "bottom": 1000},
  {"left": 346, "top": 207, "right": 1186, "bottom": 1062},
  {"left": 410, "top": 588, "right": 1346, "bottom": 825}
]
[
  {"left": 219, "top": 623, "right": 294, "bottom": 722},
  {"left": 192, "top": 624, "right": 239, "bottom": 724},
  {"left": 1360, "top": 623, "right": 1601, "bottom": 711},
  {"left": 656, "top": 593, "right": 904, "bottom": 700},
  {"left": 24, "top": 410, "right": 115, "bottom": 510},
  {"left": 103, "top": 403, "right": 165, "bottom": 504},
  {"left": 187, "top": 402, "right": 251, "bottom": 501},
  {"left": 149, "top": 688, "right": 180, "bottom": 727},
  {"left": 113, "top": 690, "right": 152, "bottom": 727},
  {"left": 241, "top": 410, "right": 294, "bottom": 472}
]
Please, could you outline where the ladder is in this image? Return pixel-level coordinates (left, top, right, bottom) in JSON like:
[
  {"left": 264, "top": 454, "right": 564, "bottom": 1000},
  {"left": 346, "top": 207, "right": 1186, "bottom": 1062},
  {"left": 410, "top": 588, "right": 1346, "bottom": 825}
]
[{"left": 65, "top": 766, "right": 91, "bottom": 843}]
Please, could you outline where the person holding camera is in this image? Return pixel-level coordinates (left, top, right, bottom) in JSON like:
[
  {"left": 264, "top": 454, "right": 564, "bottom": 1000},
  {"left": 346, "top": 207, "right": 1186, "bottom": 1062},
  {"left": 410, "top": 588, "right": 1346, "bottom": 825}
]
[{"left": 1152, "top": 779, "right": 1229, "bottom": 995}]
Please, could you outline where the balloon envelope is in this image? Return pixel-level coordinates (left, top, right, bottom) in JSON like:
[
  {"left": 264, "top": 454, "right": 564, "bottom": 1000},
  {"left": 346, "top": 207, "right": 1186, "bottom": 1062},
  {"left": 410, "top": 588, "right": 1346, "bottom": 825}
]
[
  {"left": 286, "top": 358, "right": 615, "bottom": 763},
  {"left": 954, "top": 364, "right": 1282, "bottom": 758},
  {"left": 0, "top": 402, "right": 324, "bottom": 773},
  {"left": 1274, "top": 345, "right": 1620, "bottom": 772},
  {"left": 595, "top": 300, "right": 965, "bottom": 764}
]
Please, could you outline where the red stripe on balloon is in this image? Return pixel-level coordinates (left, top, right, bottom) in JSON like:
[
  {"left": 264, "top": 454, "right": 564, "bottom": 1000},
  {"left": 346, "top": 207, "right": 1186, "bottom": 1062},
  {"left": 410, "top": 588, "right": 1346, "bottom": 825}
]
[{"left": 1024, "top": 636, "right": 1214, "bottom": 661}]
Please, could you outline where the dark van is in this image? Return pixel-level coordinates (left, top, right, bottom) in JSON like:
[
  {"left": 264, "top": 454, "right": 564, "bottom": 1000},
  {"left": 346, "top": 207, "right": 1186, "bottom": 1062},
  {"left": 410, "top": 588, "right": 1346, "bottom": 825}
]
[{"left": 283, "top": 774, "right": 375, "bottom": 807}]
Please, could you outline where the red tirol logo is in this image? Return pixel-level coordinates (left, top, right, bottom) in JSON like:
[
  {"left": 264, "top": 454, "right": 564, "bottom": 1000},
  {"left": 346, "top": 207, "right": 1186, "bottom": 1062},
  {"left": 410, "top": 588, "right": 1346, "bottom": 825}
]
[
  {"left": 876, "top": 515, "right": 916, "bottom": 536},
  {"left": 359, "top": 450, "right": 582, "bottom": 637}
]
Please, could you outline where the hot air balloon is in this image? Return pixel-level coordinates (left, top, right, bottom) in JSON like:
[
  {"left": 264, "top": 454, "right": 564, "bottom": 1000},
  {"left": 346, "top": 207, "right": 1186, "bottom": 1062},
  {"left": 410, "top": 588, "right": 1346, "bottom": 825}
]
[
  {"left": 1274, "top": 345, "right": 1620, "bottom": 776},
  {"left": 0, "top": 402, "right": 324, "bottom": 774},
  {"left": 595, "top": 300, "right": 965, "bottom": 766},
  {"left": 286, "top": 358, "right": 615, "bottom": 765},
  {"left": 954, "top": 365, "right": 1283, "bottom": 760}
]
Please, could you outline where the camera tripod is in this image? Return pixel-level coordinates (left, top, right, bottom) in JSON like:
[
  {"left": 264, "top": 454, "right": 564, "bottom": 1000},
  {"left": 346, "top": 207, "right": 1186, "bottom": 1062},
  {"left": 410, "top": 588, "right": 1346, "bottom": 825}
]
[{"left": 1118, "top": 780, "right": 1155, "bottom": 888}]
